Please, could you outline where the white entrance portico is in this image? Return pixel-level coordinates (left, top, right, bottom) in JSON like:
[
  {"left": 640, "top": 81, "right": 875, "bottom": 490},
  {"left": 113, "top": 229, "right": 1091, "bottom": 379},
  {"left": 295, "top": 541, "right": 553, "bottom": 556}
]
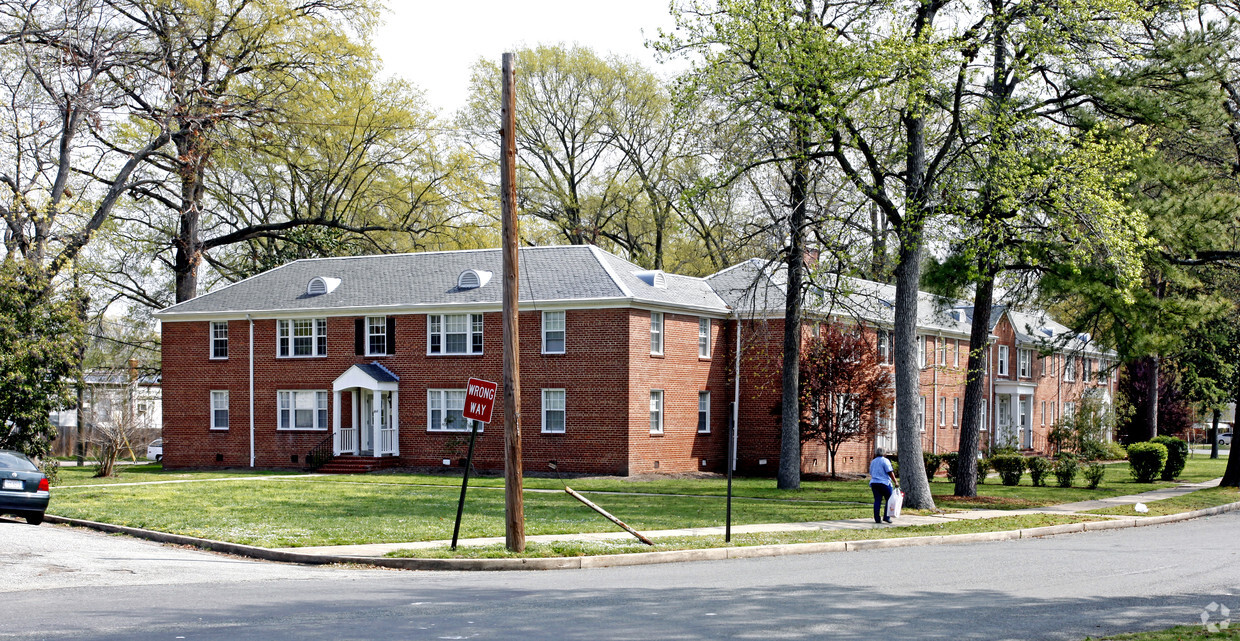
[
  {"left": 994, "top": 380, "right": 1038, "bottom": 450},
  {"left": 332, "top": 362, "right": 400, "bottom": 457}
]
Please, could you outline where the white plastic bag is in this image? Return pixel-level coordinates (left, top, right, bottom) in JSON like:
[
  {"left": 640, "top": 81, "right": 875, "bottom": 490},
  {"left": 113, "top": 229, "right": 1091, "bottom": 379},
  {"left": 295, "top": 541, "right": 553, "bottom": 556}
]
[{"left": 887, "top": 487, "right": 903, "bottom": 519}]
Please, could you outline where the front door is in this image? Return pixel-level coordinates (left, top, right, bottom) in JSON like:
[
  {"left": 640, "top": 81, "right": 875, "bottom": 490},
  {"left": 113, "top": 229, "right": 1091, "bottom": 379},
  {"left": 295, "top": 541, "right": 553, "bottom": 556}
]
[
  {"left": 997, "top": 396, "right": 1012, "bottom": 446},
  {"left": 1020, "top": 397, "right": 1032, "bottom": 449},
  {"left": 361, "top": 393, "right": 375, "bottom": 455}
]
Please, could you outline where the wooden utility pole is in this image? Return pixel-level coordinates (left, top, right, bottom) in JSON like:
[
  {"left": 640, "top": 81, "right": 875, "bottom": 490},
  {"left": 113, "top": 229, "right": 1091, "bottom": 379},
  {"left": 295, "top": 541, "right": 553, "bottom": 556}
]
[{"left": 500, "top": 52, "right": 525, "bottom": 552}]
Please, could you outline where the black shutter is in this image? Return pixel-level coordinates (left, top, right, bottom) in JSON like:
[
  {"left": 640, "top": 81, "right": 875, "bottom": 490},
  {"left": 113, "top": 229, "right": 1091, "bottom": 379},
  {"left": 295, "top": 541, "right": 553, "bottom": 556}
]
[
  {"left": 354, "top": 318, "right": 364, "bottom": 355},
  {"left": 386, "top": 317, "right": 397, "bottom": 355}
]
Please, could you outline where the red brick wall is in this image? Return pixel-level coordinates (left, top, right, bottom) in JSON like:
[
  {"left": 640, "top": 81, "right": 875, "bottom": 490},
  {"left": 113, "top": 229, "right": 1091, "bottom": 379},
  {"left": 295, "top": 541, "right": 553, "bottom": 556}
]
[{"left": 625, "top": 310, "right": 729, "bottom": 474}]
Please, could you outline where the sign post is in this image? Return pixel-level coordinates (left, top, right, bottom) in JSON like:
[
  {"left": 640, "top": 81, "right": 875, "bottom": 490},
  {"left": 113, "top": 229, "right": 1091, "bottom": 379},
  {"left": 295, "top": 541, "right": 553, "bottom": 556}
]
[{"left": 451, "top": 378, "right": 498, "bottom": 550}]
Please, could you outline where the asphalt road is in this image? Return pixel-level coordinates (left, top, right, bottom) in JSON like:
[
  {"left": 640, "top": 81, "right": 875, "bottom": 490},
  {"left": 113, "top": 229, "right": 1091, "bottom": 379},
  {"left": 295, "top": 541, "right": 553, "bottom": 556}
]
[{"left": 2, "top": 513, "right": 1238, "bottom": 641}]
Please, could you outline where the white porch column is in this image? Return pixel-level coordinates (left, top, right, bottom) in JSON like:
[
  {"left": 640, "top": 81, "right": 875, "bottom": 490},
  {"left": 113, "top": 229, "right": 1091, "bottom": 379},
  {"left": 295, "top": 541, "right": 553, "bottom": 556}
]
[
  {"left": 351, "top": 390, "right": 360, "bottom": 455},
  {"left": 391, "top": 390, "right": 400, "bottom": 456},
  {"left": 333, "top": 390, "right": 342, "bottom": 455},
  {"left": 371, "top": 389, "right": 381, "bottom": 459},
  {"left": 1009, "top": 394, "right": 1020, "bottom": 446}
]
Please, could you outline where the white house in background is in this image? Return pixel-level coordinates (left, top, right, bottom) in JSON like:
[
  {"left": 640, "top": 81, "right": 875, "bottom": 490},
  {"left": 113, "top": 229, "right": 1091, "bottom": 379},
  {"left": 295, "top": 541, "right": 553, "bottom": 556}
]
[{"left": 51, "top": 367, "right": 162, "bottom": 457}]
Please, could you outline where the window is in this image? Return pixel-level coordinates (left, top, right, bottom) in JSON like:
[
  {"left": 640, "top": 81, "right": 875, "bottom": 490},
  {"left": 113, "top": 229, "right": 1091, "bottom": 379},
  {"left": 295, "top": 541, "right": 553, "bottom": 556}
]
[
  {"left": 210, "top": 321, "right": 228, "bottom": 359},
  {"left": 938, "top": 338, "right": 947, "bottom": 366},
  {"left": 277, "top": 319, "right": 327, "bottom": 357},
  {"left": 367, "top": 316, "right": 387, "bottom": 356},
  {"left": 953, "top": 339, "right": 960, "bottom": 367},
  {"left": 1063, "top": 401, "right": 1076, "bottom": 419},
  {"left": 998, "top": 345, "right": 1010, "bottom": 376},
  {"left": 277, "top": 390, "right": 328, "bottom": 430},
  {"left": 542, "top": 311, "right": 565, "bottom": 354},
  {"left": 698, "top": 317, "right": 711, "bottom": 358},
  {"left": 649, "top": 390, "right": 664, "bottom": 434},
  {"left": 877, "top": 329, "right": 891, "bottom": 364},
  {"left": 1083, "top": 358, "right": 1093, "bottom": 383},
  {"left": 650, "top": 312, "right": 664, "bottom": 355},
  {"left": 428, "top": 389, "right": 482, "bottom": 432},
  {"left": 919, "top": 395, "right": 926, "bottom": 431},
  {"left": 698, "top": 391, "right": 710, "bottom": 433},
  {"left": 1039, "top": 355, "right": 1046, "bottom": 378},
  {"left": 917, "top": 335, "right": 926, "bottom": 368},
  {"left": 428, "top": 313, "right": 484, "bottom": 355},
  {"left": 1041, "top": 401, "right": 1047, "bottom": 426},
  {"left": 938, "top": 397, "right": 946, "bottom": 427},
  {"left": 1018, "top": 349, "right": 1031, "bottom": 378},
  {"left": 1064, "top": 356, "right": 1076, "bottom": 382},
  {"left": 981, "top": 399, "right": 988, "bottom": 431},
  {"left": 953, "top": 397, "right": 959, "bottom": 426},
  {"left": 542, "top": 389, "right": 566, "bottom": 433},
  {"left": 210, "top": 390, "right": 228, "bottom": 430}
]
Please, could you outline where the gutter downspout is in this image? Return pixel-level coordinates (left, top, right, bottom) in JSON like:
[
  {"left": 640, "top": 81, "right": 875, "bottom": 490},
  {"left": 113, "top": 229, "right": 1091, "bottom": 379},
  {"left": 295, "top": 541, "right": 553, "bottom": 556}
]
[
  {"left": 248, "top": 315, "right": 255, "bottom": 468},
  {"left": 732, "top": 313, "right": 742, "bottom": 472}
]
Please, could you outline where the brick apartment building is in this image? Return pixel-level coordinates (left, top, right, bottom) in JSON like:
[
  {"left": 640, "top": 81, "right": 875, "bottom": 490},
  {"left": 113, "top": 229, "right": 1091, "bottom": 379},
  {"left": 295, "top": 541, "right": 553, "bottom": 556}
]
[{"left": 155, "top": 245, "right": 1117, "bottom": 476}]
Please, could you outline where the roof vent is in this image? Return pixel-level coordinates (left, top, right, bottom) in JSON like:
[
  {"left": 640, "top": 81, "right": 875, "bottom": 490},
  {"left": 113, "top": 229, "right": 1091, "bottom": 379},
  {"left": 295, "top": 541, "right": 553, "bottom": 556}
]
[
  {"left": 951, "top": 309, "right": 966, "bottom": 322},
  {"left": 306, "top": 276, "right": 341, "bottom": 296},
  {"left": 457, "top": 269, "right": 492, "bottom": 290},
  {"left": 634, "top": 270, "right": 667, "bottom": 289},
  {"left": 1040, "top": 327, "right": 1054, "bottom": 338},
  {"left": 1077, "top": 332, "right": 1091, "bottom": 344}
]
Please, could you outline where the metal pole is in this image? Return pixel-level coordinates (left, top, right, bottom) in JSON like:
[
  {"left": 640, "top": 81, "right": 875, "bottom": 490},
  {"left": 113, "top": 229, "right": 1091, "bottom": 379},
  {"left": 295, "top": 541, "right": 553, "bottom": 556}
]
[
  {"left": 450, "top": 421, "right": 480, "bottom": 550},
  {"left": 726, "top": 403, "right": 735, "bottom": 543},
  {"left": 500, "top": 52, "right": 525, "bottom": 552}
]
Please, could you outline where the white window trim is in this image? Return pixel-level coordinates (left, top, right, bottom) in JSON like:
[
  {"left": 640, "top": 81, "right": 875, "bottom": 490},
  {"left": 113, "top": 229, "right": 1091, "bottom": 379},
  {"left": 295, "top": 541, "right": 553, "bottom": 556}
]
[
  {"left": 938, "top": 396, "right": 946, "bottom": 426},
  {"left": 1041, "top": 400, "right": 1047, "bottom": 426},
  {"left": 953, "top": 397, "right": 959, "bottom": 426},
  {"left": 698, "top": 317, "right": 711, "bottom": 359},
  {"left": 427, "top": 388, "right": 483, "bottom": 432},
  {"left": 698, "top": 391, "right": 711, "bottom": 433},
  {"left": 953, "top": 339, "right": 960, "bottom": 367},
  {"left": 1064, "top": 356, "right": 1076, "bottom": 382},
  {"left": 650, "top": 312, "right": 664, "bottom": 356},
  {"left": 210, "top": 390, "right": 229, "bottom": 430},
  {"left": 917, "top": 335, "right": 926, "bottom": 368},
  {"left": 365, "top": 316, "right": 387, "bottom": 357},
  {"left": 210, "top": 321, "right": 228, "bottom": 360},
  {"left": 276, "top": 318, "right": 327, "bottom": 358},
  {"left": 1018, "top": 349, "right": 1031, "bottom": 378},
  {"left": 542, "top": 310, "right": 566, "bottom": 355},
  {"left": 427, "top": 313, "right": 484, "bottom": 356},
  {"left": 919, "top": 395, "right": 926, "bottom": 432},
  {"left": 650, "top": 390, "right": 664, "bottom": 434},
  {"left": 541, "top": 388, "right": 566, "bottom": 434},
  {"left": 277, "top": 389, "right": 329, "bottom": 431},
  {"left": 878, "top": 329, "right": 891, "bottom": 365},
  {"left": 998, "top": 345, "right": 1009, "bottom": 377}
]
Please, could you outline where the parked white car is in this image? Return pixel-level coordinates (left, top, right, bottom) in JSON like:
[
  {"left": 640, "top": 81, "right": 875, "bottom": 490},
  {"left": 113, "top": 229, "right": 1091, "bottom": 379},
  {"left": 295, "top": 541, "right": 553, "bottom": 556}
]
[
  {"left": 146, "top": 438, "right": 163, "bottom": 462},
  {"left": 1219, "top": 432, "right": 1233, "bottom": 446}
]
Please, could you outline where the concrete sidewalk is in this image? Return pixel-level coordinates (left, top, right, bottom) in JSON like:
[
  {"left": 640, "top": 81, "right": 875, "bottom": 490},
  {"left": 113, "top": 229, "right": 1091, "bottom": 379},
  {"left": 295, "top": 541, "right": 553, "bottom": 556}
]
[{"left": 272, "top": 479, "right": 1224, "bottom": 558}]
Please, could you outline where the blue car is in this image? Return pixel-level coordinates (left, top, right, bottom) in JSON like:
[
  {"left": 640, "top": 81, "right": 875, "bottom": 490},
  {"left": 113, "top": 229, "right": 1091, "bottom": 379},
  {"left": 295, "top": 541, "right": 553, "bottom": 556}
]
[{"left": 0, "top": 450, "right": 50, "bottom": 525}]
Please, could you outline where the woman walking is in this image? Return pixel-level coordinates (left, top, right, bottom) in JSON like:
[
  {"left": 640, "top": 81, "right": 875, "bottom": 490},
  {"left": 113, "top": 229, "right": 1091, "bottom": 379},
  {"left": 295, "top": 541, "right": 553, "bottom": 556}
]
[{"left": 869, "top": 447, "right": 897, "bottom": 523}]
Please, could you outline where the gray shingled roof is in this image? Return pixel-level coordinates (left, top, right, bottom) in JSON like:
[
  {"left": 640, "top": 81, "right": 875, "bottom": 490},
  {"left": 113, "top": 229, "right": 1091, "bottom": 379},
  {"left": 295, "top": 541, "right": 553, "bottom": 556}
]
[
  {"left": 156, "top": 245, "right": 729, "bottom": 319},
  {"left": 357, "top": 362, "right": 399, "bottom": 383}
]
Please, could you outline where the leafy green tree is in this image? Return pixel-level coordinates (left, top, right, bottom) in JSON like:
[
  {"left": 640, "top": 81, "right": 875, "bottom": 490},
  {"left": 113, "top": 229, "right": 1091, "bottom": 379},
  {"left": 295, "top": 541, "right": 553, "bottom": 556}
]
[{"left": 0, "top": 262, "right": 84, "bottom": 459}]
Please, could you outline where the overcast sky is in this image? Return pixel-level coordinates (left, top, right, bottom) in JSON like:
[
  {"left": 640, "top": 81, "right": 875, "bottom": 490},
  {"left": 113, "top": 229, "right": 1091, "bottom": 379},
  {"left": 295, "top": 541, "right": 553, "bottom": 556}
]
[{"left": 372, "top": 0, "right": 682, "bottom": 115}]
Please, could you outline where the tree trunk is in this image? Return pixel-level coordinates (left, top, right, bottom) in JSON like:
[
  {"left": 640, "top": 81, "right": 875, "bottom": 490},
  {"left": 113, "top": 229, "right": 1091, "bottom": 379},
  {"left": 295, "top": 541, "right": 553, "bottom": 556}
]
[
  {"left": 1144, "top": 355, "right": 1160, "bottom": 441},
  {"left": 1222, "top": 376, "right": 1240, "bottom": 487},
  {"left": 955, "top": 274, "right": 995, "bottom": 497},
  {"left": 893, "top": 238, "right": 932, "bottom": 508},
  {"left": 777, "top": 120, "right": 809, "bottom": 491},
  {"left": 1210, "top": 408, "right": 1220, "bottom": 460}
]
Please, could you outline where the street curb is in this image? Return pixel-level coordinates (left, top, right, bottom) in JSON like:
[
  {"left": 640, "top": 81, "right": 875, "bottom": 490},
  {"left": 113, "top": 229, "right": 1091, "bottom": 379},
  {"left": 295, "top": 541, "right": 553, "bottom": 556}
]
[{"left": 43, "top": 499, "right": 1240, "bottom": 571}]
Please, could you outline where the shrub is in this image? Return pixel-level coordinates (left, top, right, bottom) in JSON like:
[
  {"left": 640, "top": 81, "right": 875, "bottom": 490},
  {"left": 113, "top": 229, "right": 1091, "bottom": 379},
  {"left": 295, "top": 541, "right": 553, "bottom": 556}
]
[
  {"left": 1127, "top": 442, "right": 1168, "bottom": 483},
  {"left": 1151, "top": 436, "right": 1188, "bottom": 481},
  {"left": 977, "top": 458, "right": 990, "bottom": 484},
  {"left": 1026, "top": 457, "right": 1051, "bottom": 487},
  {"left": 942, "top": 452, "right": 960, "bottom": 482},
  {"left": 39, "top": 458, "right": 59, "bottom": 486},
  {"left": 1100, "top": 441, "right": 1128, "bottom": 461},
  {"left": 1083, "top": 462, "right": 1106, "bottom": 489},
  {"left": 990, "top": 454, "right": 1026, "bottom": 486},
  {"left": 923, "top": 452, "right": 942, "bottom": 483},
  {"left": 1053, "top": 455, "right": 1079, "bottom": 488}
]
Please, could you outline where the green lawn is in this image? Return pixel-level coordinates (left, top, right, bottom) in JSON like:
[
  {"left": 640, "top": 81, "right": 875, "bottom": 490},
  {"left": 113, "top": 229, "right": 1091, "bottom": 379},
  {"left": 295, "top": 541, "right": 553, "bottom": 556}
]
[
  {"left": 55, "top": 462, "right": 304, "bottom": 486},
  {"left": 386, "top": 513, "right": 1100, "bottom": 559},
  {"left": 1085, "top": 625, "right": 1238, "bottom": 640},
  {"left": 46, "top": 455, "right": 1229, "bottom": 549},
  {"left": 1085, "top": 486, "right": 1240, "bottom": 517}
]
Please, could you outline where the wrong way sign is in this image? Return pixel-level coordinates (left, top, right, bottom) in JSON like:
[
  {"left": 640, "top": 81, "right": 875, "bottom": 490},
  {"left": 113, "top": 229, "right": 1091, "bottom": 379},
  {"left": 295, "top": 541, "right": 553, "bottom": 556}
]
[{"left": 463, "top": 378, "right": 498, "bottom": 424}]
